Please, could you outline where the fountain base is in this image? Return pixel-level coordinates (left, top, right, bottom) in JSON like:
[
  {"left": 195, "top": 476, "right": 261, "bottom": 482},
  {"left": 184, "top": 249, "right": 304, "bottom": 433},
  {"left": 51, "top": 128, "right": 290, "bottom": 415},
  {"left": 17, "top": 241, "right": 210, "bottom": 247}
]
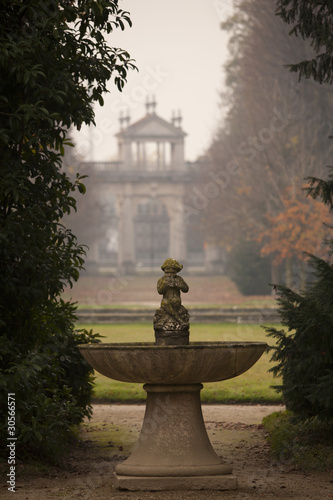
[
  {"left": 113, "top": 473, "right": 237, "bottom": 491},
  {"left": 114, "top": 383, "right": 238, "bottom": 491}
]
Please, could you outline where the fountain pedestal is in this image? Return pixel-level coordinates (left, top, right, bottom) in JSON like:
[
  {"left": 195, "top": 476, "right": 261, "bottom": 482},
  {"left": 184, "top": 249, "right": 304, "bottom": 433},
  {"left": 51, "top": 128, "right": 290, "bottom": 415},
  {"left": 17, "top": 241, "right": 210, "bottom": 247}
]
[{"left": 114, "top": 383, "right": 237, "bottom": 491}]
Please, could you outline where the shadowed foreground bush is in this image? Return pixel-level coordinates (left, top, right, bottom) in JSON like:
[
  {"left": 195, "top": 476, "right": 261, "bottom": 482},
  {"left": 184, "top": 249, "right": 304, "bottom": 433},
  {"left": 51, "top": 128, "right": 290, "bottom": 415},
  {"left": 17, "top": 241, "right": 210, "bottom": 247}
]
[
  {"left": 0, "top": 304, "right": 101, "bottom": 461},
  {"left": 0, "top": 0, "right": 133, "bottom": 462},
  {"left": 263, "top": 411, "right": 333, "bottom": 471}
]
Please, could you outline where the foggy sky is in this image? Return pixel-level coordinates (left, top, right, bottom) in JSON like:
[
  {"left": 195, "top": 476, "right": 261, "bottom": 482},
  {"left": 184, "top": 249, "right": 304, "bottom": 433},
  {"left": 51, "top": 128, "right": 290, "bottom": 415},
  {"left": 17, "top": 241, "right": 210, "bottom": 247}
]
[{"left": 72, "top": 0, "right": 232, "bottom": 162}]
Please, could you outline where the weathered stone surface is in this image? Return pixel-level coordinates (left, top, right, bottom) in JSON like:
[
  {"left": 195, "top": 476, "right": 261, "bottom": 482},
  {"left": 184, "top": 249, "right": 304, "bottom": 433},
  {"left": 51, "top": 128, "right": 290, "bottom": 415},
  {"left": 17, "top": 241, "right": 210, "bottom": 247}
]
[
  {"left": 153, "top": 305, "right": 189, "bottom": 332},
  {"left": 114, "top": 384, "right": 238, "bottom": 491},
  {"left": 113, "top": 473, "right": 238, "bottom": 491},
  {"left": 78, "top": 341, "right": 267, "bottom": 384},
  {"left": 154, "top": 329, "right": 189, "bottom": 346},
  {"left": 153, "top": 258, "right": 190, "bottom": 341}
]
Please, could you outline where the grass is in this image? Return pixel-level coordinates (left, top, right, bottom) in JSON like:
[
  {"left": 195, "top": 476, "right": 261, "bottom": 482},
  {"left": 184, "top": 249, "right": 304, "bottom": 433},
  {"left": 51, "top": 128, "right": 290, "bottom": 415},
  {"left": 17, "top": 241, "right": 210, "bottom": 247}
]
[
  {"left": 78, "top": 322, "right": 283, "bottom": 404},
  {"left": 263, "top": 411, "right": 333, "bottom": 471},
  {"left": 74, "top": 300, "right": 277, "bottom": 310}
]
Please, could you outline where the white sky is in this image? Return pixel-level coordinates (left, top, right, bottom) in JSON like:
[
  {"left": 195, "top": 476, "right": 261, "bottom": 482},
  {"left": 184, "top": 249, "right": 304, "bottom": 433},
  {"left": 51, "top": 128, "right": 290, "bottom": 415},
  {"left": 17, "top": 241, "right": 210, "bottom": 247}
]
[{"left": 72, "top": 0, "right": 232, "bottom": 162}]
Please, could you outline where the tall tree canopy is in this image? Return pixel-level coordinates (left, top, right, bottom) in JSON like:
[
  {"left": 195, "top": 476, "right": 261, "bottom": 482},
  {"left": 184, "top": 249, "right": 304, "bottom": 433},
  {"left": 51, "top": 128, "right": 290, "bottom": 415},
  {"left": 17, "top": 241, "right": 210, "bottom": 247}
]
[
  {"left": 265, "top": 0, "right": 333, "bottom": 424},
  {"left": 195, "top": 0, "right": 333, "bottom": 290},
  {"left": 0, "top": 0, "right": 135, "bottom": 458},
  {"left": 276, "top": 0, "right": 333, "bottom": 83}
]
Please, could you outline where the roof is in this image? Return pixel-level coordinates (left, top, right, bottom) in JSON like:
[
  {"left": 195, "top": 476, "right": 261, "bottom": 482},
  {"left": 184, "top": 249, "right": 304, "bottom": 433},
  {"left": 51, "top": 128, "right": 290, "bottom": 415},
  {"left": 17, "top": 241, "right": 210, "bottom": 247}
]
[{"left": 116, "top": 112, "right": 187, "bottom": 140}]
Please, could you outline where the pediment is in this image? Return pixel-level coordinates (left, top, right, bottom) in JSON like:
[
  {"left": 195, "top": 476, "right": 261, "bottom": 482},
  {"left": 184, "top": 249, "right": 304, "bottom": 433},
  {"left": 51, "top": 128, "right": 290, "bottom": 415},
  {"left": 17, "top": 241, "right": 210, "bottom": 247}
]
[{"left": 117, "top": 113, "right": 186, "bottom": 140}]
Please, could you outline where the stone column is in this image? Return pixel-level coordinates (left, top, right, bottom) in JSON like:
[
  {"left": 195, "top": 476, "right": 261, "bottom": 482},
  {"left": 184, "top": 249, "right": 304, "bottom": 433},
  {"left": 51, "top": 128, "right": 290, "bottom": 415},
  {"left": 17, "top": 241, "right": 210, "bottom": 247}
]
[
  {"left": 136, "top": 142, "right": 140, "bottom": 167},
  {"left": 171, "top": 139, "right": 185, "bottom": 170},
  {"left": 117, "top": 187, "right": 135, "bottom": 275},
  {"left": 123, "top": 138, "right": 132, "bottom": 168}
]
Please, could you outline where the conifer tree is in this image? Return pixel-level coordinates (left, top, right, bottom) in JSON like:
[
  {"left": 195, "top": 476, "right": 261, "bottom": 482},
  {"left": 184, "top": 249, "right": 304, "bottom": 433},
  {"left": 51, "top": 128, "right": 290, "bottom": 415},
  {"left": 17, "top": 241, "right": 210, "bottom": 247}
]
[
  {"left": 265, "top": 0, "right": 333, "bottom": 424},
  {"left": 265, "top": 150, "right": 333, "bottom": 422},
  {"left": 276, "top": 0, "right": 333, "bottom": 84}
]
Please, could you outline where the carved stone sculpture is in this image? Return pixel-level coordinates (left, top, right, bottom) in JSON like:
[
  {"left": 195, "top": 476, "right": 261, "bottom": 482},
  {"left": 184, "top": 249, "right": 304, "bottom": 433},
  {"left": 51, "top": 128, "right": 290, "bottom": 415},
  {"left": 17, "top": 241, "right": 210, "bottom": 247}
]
[{"left": 153, "top": 258, "right": 190, "bottom": 345}]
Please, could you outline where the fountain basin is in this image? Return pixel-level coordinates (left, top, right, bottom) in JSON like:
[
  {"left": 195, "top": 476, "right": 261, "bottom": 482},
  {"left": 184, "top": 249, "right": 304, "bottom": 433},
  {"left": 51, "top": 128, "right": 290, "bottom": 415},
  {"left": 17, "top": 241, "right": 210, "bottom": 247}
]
[{"left": 79, "top": 341, "right": 267, "bottom": 385}]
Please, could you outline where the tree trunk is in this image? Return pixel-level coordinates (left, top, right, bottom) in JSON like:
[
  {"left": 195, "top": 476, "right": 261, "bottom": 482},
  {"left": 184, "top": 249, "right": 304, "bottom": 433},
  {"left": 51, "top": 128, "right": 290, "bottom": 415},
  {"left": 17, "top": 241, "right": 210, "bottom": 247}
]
[{"left": 285, "top": 257, "right": 292, "bottom": 288}]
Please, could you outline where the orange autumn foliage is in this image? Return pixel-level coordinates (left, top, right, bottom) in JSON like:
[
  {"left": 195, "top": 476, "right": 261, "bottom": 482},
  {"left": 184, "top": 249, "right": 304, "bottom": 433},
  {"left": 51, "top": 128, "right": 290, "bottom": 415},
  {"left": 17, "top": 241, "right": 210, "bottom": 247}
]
[{"left": 258, "top": 195, "right": 332, "bottom": 265}]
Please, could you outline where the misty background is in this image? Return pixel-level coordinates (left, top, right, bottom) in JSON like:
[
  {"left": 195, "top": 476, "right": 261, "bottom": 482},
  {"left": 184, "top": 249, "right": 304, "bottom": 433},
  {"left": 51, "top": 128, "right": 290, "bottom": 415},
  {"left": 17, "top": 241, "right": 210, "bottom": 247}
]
[{"left": 66, "top": 0, "right": 333, "bottom": 296}]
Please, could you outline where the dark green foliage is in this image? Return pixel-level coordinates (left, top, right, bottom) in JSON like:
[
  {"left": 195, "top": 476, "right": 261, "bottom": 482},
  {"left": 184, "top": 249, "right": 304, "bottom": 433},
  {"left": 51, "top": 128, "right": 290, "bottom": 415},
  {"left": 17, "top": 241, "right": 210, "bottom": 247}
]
[
  {"left": 227, "top": 240, "right": 271, "bottom": 295},
  {"left": 0, "top": 0, "right": 135, "bottom": 459},
  {"left": 267, "top": 0, "right": 333, "bottom": 429},
  {"left": 263, "top": 411, "right": 333, "bottom": 471},
  {"left": 305, "top": 166, "right": 333, "bottom": 211},
  {"left": 276, "top": 0, "right": 333, "bottom": 83},
  {"left": 0, "top": 312, "right": 101, "bottom": 459},
  {"left": 265, "top": 169, "right": 333, "bottom": 422}
]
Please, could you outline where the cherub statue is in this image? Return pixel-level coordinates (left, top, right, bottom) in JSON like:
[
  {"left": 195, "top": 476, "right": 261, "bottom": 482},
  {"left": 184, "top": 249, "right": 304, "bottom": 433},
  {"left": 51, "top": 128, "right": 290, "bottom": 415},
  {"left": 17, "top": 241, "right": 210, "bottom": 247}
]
[{"left": 153, "top": 258, "right": 190, "bottom": 333}]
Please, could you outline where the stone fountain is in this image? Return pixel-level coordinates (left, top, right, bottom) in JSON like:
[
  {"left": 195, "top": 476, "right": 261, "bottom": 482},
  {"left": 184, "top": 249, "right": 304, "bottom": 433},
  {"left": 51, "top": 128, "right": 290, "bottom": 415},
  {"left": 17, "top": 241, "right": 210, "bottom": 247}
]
[{"left": 79, "top": 258, "right": 267, "bottom": 491}]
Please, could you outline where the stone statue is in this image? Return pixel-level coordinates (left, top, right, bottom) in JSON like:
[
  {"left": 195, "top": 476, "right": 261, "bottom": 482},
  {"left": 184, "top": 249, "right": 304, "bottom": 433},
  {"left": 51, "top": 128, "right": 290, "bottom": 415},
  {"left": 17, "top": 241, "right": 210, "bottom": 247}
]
[{"left": 153, "top": 258, "right": 190, "bottom": 345}]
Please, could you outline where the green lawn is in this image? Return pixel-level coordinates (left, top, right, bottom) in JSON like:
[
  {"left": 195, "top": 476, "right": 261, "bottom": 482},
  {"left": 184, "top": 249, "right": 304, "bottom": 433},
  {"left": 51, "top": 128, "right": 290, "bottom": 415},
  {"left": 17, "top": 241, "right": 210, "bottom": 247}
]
[{"left": 78, "top": 323, "right": 283, "bottom": 404}]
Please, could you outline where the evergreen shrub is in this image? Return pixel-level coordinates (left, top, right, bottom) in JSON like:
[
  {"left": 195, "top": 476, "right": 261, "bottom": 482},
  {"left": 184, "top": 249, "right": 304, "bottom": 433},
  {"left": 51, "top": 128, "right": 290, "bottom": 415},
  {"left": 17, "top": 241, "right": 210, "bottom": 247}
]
[{"left": 265, "top": 168, "right": 333, "bottom": 422}]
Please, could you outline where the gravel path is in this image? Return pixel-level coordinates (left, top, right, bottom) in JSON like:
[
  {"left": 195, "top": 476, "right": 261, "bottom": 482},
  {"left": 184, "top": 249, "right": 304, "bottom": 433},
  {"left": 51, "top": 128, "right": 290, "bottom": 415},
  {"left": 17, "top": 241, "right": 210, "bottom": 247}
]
[{"left": 2, "top": 404, "right": 333, "bottom": 499}]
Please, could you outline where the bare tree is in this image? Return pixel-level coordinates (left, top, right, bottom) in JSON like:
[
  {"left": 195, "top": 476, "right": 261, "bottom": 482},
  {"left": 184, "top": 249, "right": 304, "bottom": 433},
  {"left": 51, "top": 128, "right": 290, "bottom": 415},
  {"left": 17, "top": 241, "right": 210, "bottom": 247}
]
[{"left": 196, "top": 0, "right": 333, "bottom": 280}]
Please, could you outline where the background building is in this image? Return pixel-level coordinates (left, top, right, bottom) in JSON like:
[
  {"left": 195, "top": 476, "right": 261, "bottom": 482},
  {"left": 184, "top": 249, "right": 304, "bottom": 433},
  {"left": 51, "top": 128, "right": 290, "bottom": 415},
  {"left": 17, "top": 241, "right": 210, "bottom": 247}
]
[{"left": 82, "top": 100, "right": 212, "bottom": 274}]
